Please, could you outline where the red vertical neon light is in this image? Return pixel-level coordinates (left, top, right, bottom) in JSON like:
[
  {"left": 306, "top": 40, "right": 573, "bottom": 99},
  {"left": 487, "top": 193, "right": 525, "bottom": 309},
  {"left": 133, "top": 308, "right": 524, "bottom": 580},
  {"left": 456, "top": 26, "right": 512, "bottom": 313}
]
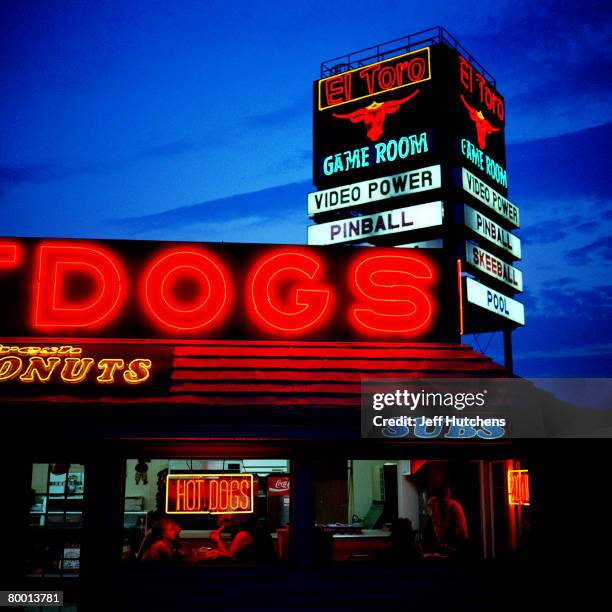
[{"left": 457, "top": 259, "right": 464, "bottom": 336}]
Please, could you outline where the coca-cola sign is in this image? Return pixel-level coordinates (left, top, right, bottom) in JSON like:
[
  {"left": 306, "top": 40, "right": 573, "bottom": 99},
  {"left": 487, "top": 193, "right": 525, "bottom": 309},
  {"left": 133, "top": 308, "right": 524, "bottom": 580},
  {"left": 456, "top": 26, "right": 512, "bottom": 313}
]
[{"left": 267, "top": 475, "right": 290, "bottom": 496}]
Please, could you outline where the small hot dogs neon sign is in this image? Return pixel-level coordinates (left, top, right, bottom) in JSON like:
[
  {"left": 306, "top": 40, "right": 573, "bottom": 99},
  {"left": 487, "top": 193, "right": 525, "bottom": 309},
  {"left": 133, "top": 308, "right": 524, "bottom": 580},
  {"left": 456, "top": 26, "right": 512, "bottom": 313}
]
[{"left": 166, "top": 474, "right": 254, "bottom": 515}]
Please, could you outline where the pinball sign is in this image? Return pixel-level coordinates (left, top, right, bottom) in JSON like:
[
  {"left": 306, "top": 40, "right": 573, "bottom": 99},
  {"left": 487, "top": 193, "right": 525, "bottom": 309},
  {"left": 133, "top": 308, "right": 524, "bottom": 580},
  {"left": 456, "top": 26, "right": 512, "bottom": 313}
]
[
  {"left": 463, "top": 206, "right": 521, "bottom": 260},
  {"left": 307, "top": 201, "right": 443, "bottom": 245},
  {"left": 166, "top": 474, "right": 254, "bottom": 514}
]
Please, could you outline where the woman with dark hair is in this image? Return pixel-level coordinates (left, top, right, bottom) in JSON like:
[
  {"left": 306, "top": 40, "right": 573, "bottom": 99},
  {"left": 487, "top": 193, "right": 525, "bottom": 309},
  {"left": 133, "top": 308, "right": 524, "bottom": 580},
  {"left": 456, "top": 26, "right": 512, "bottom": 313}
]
[
  {"left": 140, "top": 519, "right": 195, "bottom": 562},
  {"left": 203, "top": 514, "right": 274, "bottom": 562}
]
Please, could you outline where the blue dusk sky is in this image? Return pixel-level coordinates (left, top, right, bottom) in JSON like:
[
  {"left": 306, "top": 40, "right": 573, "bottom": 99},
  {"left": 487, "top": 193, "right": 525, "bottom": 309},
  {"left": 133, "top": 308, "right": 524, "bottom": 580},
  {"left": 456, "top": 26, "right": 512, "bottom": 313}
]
[{"left": 1, "top": 0, "right": 610, "bottom": 377}]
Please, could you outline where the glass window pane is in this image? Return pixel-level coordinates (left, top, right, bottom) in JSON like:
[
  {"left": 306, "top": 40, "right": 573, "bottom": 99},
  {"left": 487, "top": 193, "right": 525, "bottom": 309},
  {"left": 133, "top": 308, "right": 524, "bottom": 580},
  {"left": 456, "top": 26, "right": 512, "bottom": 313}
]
[
  {"left": 27, "top": 463, "right": 84, "bottom": 578},
  {"left": 123, "top": 458, "right": 290, "bottom": 565}
]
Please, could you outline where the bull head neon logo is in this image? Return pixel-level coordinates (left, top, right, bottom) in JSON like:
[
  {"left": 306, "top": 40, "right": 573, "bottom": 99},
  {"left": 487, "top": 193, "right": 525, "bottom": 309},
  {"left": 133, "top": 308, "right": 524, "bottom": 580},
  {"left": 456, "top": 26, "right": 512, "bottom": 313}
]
[
  {"left": 460, "top": 94, "right": 499, "bottom": 149},
  {"left": 332, "top": 90, "right": 420, "bottom": 142}
]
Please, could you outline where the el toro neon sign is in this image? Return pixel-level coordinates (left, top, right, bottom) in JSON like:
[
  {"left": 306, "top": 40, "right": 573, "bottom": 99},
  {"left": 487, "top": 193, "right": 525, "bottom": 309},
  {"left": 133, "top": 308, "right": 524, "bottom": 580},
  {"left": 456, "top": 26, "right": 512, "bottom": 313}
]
[
  {"left": 318, "top": 47, "right": 431, "bottom": 111},
  {"left": 0, "top": 238, "right": 458, "bottom": 342},
  {"left": 166, "top": 474, "right": 254, "bottom": 515}
]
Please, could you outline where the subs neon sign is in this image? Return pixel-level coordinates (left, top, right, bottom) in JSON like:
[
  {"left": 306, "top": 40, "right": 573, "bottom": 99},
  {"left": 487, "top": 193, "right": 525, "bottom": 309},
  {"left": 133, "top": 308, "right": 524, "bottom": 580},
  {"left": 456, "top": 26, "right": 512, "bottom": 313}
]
[
  {"left": 166, "top": 474, "right": 254, "bottom": 515},
  {"left": 0, "top": 238, "right": 458, "bottom": 341}
]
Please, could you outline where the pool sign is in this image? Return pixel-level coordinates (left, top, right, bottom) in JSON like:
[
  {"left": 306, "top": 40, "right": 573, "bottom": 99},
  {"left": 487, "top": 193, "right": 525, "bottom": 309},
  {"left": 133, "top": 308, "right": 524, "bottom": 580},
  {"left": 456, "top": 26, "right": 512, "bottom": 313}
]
[
  {"left": 464, "top": 243, "right": 523, "bottom": 292},
  {"left": 465, "top": 277, "right": 524, "bottom": 326},
  {"left": 462, "top": 168, "right": 519, "bottom": 227},
  {"left": 463, "top": 205, "right": 521, "bottom": 260},
  {"left": 307, "top": 201, "right": 443, "bottom": 245},
  {"left": 308, "top": 165, "right": 441, "bottom": 216}
]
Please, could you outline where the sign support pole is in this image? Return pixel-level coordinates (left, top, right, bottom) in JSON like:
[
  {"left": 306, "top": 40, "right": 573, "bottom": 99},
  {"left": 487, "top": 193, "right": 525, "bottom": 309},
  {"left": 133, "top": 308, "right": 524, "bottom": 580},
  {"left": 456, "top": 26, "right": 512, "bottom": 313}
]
[{"left": 503, "top": 328, "right": 513, "bottom": 373}]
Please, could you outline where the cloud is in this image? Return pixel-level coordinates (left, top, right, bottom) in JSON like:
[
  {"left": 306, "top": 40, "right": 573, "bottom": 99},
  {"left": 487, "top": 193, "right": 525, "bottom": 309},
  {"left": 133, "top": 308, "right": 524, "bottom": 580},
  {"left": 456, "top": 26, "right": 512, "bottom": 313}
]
[
  {"left": 0, "top": 138, "right": 205, "bottom": 191},
  {"left": 263, "top": 149, "right": 311, "bottom": 175},
  {"left": 566, "top": 236, "right": 612, "bottom": 264},
  {"left": 520, "top": 210, "right": 605, "bottom": 246},
  {"left": 521, "top": 220, "right": 572, "bottom": 245},
  {"left": 133, "top": 140, "right": 203, "bottom": 160},
  {"left": 459, "top": 0, "right": 612, "bottom": 141},
  {"left": 537, "top": 285, "right": 612, "bottom": 319},
  {"left": 110, "top": 179, "right": 310, "bottom": 236},
  {"left": 241, "top": 94, "right": 311, "bottom": 129},
  {"left": 131, "top": 213, "right": 306, "bottom": 244},
  {"left": 517, "top": 343, "right": 612, "bottom": 360},
  {"left": 0, "top": 164, "right": 61, "bottom": 187},
  {"left": 507, "top": 122, "right": 612, "bottom": 201}
]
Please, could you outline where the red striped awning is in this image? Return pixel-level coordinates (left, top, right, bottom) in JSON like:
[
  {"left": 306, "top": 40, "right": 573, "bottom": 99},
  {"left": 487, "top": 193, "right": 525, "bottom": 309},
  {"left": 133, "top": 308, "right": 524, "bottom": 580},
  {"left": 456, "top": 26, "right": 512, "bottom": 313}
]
[{"left": 1, "top": 339, "right": 507, "bottom": 408}]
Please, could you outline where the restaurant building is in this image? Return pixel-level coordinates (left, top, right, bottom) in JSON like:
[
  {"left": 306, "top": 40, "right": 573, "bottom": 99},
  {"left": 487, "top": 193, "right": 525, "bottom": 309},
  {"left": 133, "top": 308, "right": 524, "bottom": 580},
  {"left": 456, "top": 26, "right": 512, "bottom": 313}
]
[
  {"left": 0, "top": 28, "right": 603, "bottom": 610},
  {"left": 0, "top": 242, "right": 542, "bottom": 610}
]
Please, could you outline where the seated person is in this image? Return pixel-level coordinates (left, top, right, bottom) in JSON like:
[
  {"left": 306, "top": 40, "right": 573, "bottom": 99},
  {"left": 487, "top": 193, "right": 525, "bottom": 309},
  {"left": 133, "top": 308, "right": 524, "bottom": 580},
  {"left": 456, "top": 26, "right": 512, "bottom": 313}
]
[
  {"left": 202, "top": 514, "right": 273, "bottom": 562},
  {"left": 388, "top": 518, "right": 422, "bottom": 563},
  {"left": 140, "top": 518, "right": 195, "bottom": 562}
]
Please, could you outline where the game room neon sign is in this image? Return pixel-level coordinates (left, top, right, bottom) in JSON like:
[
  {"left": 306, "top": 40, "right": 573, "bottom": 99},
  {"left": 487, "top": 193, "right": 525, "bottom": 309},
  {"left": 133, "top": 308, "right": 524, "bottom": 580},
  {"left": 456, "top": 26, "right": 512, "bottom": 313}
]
[
  {"left": 0, "top": 238, "right": 456, "bottom": 341},
  {"left": 166, "top": 474, "right": 254, "bottom": 515}
]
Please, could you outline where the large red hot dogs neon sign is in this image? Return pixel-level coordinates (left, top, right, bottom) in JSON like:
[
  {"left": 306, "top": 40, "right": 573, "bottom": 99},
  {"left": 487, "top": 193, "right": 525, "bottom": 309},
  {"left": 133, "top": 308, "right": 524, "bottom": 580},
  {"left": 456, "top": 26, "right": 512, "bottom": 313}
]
[{"left": 0, "top": 238, "right": 457, "bottom": 341}]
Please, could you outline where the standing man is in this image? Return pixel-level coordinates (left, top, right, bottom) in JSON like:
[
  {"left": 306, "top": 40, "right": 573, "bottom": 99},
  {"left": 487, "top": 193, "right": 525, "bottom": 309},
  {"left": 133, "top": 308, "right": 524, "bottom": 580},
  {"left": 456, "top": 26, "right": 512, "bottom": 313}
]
[{"left": 427, "top": 484, "right": 469, "bottom": 555}]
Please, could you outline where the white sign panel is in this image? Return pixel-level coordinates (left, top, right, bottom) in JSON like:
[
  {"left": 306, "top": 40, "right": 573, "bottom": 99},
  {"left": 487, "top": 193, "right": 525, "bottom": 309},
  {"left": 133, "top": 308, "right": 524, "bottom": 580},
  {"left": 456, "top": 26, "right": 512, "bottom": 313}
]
[
  {"left": 465, "top": 277, "right": 525, "bottom": 326},
  {"left": 307, "top": 201, "right": 443, "bottom": 245},
  {"left": 308, "top": 165, "right": 441, "bottom": 216},
  {"left": 462, "top": 168, "right": 519, "bottom": 227},
  {"left": 464, "top": 205, "right": 521, "bottom": 260},
  {"left": 464, "top": 243, "right": 523, "bottom": 292},
  {"left": 396, "top": 239, "right": 444, "bottom": 249}
]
